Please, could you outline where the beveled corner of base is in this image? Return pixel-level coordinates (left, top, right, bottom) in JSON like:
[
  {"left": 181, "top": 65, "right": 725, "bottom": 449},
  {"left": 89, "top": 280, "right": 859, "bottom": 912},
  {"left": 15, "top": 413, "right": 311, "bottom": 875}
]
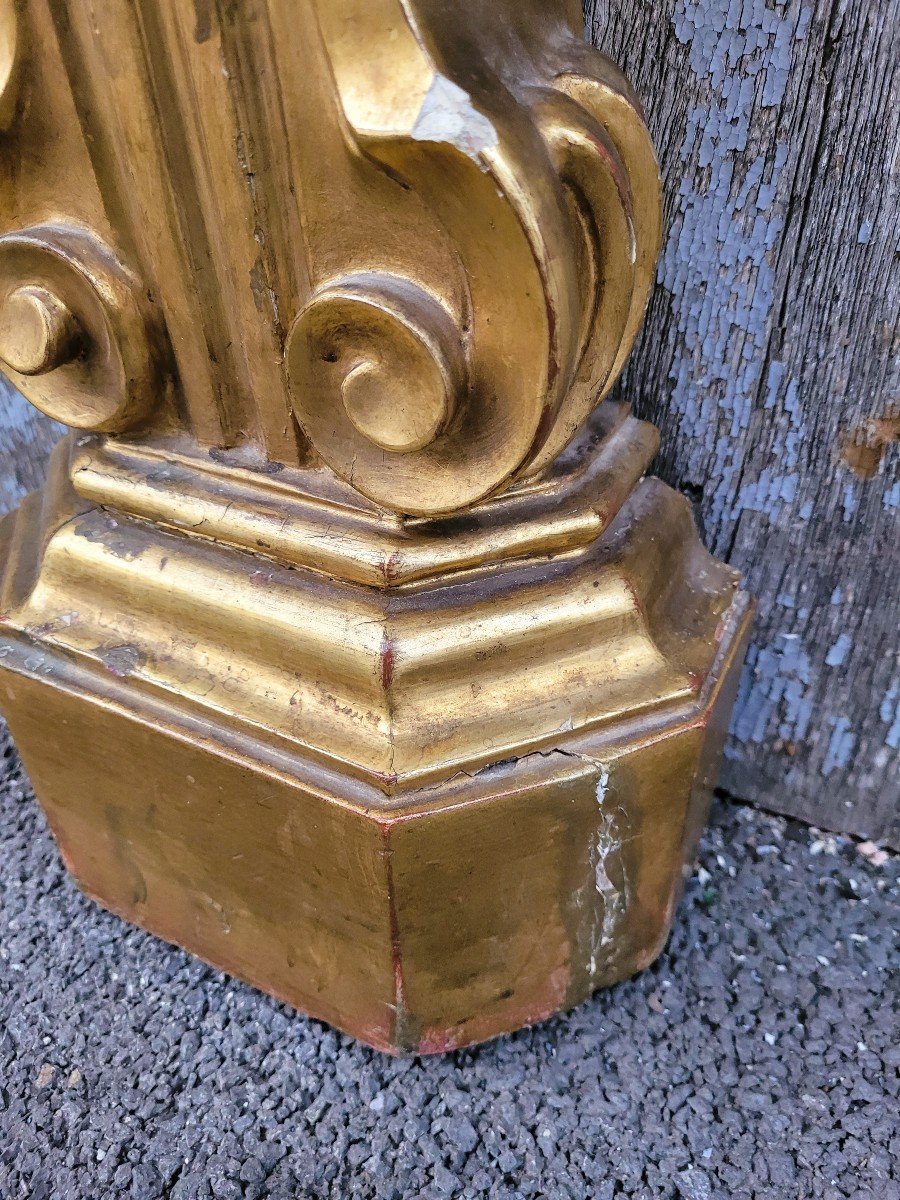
[
  {"left": 0, "top": 427, "right": 753, "bottom": 1052},
  {"left": 0, "top": 583, "right": 751, "bottom": 1054}
]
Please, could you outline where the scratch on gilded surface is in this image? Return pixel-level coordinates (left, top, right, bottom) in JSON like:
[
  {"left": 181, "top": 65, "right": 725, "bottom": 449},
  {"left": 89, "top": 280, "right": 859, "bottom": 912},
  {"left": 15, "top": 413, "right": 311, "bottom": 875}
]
[
  {"left": 412, "top": 76, "right": 498, "bottom": 162},
  {"left": 96, "top": 643, "right": 146, "bottom": 679},
  {"left": 588, "top": 765, "right": 628, "bottom": 980}
]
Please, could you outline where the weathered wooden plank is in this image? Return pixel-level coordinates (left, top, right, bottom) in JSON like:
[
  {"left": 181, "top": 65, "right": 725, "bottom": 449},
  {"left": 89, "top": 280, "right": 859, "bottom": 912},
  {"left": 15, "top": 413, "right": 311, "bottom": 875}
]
[
  {"left": 0, "top": 1, "right": 897, "bottom": 843},
  {"left": 586, "top": 0, "right": 899, "bottom": 844}
]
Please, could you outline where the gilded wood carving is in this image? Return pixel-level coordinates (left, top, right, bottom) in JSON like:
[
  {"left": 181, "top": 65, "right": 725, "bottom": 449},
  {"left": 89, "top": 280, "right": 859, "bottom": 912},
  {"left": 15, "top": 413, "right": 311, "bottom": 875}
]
[{"left": 0, "top": 0, "right": 752, "bottom": 1051}]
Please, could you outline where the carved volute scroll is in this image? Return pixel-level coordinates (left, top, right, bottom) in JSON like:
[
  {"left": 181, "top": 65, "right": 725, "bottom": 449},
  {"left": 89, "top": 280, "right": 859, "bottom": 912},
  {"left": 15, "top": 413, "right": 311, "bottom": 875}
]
[
  {"left": 288, "top": 0, "right": 662, "bottom": 511},
  {"left": 0, "top": 226, "right": 165, "bottom": 431},
  {"left": 0, "top": 0, "right": 661, "bottom": 513}
]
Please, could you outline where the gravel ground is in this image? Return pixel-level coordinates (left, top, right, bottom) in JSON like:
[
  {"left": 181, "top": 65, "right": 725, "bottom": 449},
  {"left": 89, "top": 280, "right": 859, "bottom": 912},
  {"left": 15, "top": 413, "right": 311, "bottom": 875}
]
[{"left": 1, "top": 727, "right": 897, "bottom": 1200}]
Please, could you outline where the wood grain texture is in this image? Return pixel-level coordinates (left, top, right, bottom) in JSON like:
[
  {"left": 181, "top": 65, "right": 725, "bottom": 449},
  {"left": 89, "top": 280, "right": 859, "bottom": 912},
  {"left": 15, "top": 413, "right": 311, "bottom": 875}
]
[
  {"left": 0, "top": 0, "right": 896, "bottom": 842},
  {"left": 586, "top": 0, "right": 899, "bottom": 844}
]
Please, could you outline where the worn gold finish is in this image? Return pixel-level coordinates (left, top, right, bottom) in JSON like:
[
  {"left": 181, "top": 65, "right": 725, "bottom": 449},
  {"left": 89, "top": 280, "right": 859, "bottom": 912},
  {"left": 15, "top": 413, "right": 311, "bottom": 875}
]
[{"left": 0, "top": 0, "right": 751, "bottom": 1052}]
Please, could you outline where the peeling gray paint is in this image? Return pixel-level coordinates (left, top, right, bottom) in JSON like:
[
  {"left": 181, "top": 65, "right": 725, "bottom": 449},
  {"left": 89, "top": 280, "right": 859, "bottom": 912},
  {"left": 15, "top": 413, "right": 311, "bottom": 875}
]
[
  {"left": 825, "top": 634, "right": 851, "bottom": 669},
  {"left": 822, "top": 716, "right": 856, "bottom": 777},
  {"left": 589, "top": 0, "right": 899, "bottom": 843},
  {"left": 880, "top": 684, "right": 900, "bottom": 751}
]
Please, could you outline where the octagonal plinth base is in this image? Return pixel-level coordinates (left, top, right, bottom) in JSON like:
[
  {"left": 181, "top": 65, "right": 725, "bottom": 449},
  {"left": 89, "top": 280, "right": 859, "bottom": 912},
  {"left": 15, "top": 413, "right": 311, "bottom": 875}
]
[
  {"left": 0, "top": 598, "right": 749, "bottom": 1054},
  {"left": 0, "top": 425, "right": 752, "bottom": 1052}
]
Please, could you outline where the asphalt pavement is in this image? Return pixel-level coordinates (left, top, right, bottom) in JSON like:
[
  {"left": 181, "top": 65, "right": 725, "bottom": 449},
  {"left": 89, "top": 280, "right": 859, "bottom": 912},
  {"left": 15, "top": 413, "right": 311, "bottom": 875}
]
[{"left": 1, "top": 726, "right": 896, "bottom": 1200}]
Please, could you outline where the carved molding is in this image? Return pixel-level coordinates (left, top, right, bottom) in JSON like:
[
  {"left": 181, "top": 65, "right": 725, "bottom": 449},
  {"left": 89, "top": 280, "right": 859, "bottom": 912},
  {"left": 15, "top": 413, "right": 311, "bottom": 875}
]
[{"left": 0, "top": 0, "right": 660, "bottom": 514}]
